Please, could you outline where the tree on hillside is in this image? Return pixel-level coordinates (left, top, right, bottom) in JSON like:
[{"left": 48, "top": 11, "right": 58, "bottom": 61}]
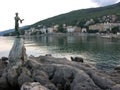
[
  {"left": 111, "top": 26, "right": 119, "bottom": 34},
  {"left": 58, "top": 25, "right": 67, "bottom": 33}
]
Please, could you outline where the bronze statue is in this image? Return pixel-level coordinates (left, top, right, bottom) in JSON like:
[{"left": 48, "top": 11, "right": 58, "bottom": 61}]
[{"left": 14, "top": 13, "right": 24, "bottom": 37}]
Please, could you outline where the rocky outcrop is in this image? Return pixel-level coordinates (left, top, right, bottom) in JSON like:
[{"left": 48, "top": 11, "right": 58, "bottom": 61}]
[
  {"left": 0, "top": 72, "right": 8, "bottom": 90},
  {"left": 0, "top": 55, "right": 120, "bottom": 90},
  {"left": 8, "top": 38, "right": 27, "bottom": 66}
]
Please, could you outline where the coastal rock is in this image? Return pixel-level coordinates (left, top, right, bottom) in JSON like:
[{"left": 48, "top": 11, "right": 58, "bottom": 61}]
[
  {"left": 37, "top": 56, "right": 119, "bottom": 90},
  {"left": 64, "top": 66, "right": 99, "bottom": 90},
  {"left": 0, "top": 73, "right": 8, "bottom": 90},
  {"left": 25, "top": 59, "right": 42, "bottom": 70},
  {"left": 18, "top": 67, "right": 33, "bottom": 86},
  {"left": 42, "top": 64, "right": 100, "bottom": 90},
  {"left": 71, "top": 56, "right": 84, "bottom": 63},
  {"left": 32, "top": 70, "right": 49, "bottom": 85},
  {"left": 0, "top": 62, "right": 6, "bottom": 75},
  {"left": 1, "top": 57, "right": 8, "bottom": 61},
  {"left": 87, "top": 70, "right": 115, "bottom": 89},
  {"left": 1, "top": 57, "right": 9, "bottom": 65},
  {"left": 0, "top": 57, "right": 8, "bottom": 68},
  {"left": 110, "top": 84, "right": 120, "bottom": 90},
  {"left": 0, "top": 55, "right": 120, "bottom": 90},
  {"left": 32, "top": 70, "right": 57, "bottom": 90},
  {"left": 21, "top": 82, "right": 50, "bottom": 90},
  {"left": 7, "top": 67, "right": 18, "bottom": 87},
  {"left": 8, "top": 38, "right": 27, "bottom": 66}
]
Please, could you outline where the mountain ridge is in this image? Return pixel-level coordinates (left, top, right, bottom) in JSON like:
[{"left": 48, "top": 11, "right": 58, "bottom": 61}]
[
  {"left": 31, "top": 2, "right": 120, "bottom": 27},
  {"left": 0, "top": 25, "right": 30, "bottom": 36}
]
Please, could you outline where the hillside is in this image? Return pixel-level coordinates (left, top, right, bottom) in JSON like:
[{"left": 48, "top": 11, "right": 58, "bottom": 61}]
[
  {"left": 0, "top": 29, "right": 14, "bottom": 36},
  {"left": 31, "top": 2, "right": 120, "bottom": 28}
]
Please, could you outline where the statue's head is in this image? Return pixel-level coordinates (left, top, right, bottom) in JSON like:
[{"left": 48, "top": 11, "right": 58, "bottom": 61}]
[{"left": 15, "top": 12, "right": 18, "bottom": 16}]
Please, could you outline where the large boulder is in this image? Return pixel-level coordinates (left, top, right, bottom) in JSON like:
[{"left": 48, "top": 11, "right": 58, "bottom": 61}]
[
  {"left": 18, "top": 67, "right": 33, "bottom": 86},
  {"left": 8, "top": 38, "right": 27, "bottom": 66},
  {"left": 25, "top": 59, "right": 42, "bottom": 70},
  {"left": 42, "top": 64, "right": 101, "bottom": 90},
  {"left": 86, "top": 70, "right": 115, "bottom": 90},
  {"left": 32, "top": 70, "right": 57, "bottom": 90},
  {"left": 0, "top": 73, "right": 8, "bottom": 90},
  {"left": 32, "top": 70, "right": 49, "bottom": 85},
  {"left": 7, "top": 67, "right": 18, "bottom": 87}
]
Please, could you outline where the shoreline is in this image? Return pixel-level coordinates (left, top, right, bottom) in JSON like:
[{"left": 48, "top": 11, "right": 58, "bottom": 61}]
[{"left": 1, "top": 54, "right": 120, "bottom": 90}]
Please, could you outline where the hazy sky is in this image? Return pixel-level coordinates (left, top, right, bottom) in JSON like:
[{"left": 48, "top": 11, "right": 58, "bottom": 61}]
[{"left": 0, "top": 0, "right": 120, "bottom": 31}]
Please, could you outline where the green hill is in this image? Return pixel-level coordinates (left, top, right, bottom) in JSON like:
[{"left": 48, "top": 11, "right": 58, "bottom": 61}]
[{"left": 30, "top": 2, "right": 120, "bottom": 28}]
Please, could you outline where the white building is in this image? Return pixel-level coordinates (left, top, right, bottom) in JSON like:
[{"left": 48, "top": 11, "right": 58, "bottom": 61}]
[
  {"left": 82, "top": 28, "right": 87, "bottom": 33},
  {"left": 53, "top": 25, "right": 59, "bottom": 32},
  {"left": 25, "top": 27, "right": 35, "bottom": 35},
  {"left": 66, "top": 26, "right": 75, "bottom": 33},
  {"left": 89, "top": 23, "right": 120, "bottom": 32},
  {"left": 40, "top": 28, "right": 47, "bottom": 34},
  {"left": 47, "top": 28, "right": 54, "bottom": 33}
]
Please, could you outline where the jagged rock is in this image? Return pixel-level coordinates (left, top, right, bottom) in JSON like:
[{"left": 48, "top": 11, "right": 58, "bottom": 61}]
[
  {"left": 25, "top": 59, "right": 42, "bottom": 70},
  {"left": 8, "top": 38, "right": 27, "bottom": 66},
  {"left": 29, "top": 55, "right": 35, "bottom": 59},
  {"left": 87, "top": 70, "right": 115, "bottom": 90},
  {"left": 71, "top": 70, "right": 101, "bottom": 90},
  {"left": 71, "top": 56, "right": 84, "bottom": 63},
  {"left": 18, "top": 67, "right": 33, "bottom": 86},
  {"left": 0, "top": 55, "right": 119, "bottom": 90},
  {"left": 21, "top": 82, "right": 50, "bottom": 90},
  {"left": 7, "top": 67, "right": 18, "bottom": 87},
  {"left": 32, "top": 70, "right": 49, "bottom": 85},
  {"left": 1, "top": 57, "right": 8, "bottom": 61},
  {"left": 1, "top": 57, "right": 9, "bottom": 65},
  {"left": 111, "top": 84, "right": 120, "bottom": 90},
  {"left": 42, "top": 64, "right": 101, "bottom": 90},
  {"left": 0, "top": 62, "right": 6, "bottom": 72},
  {"left": 32, "top": 65, "right": 58, "bottom": 90},
  {"left": 0, "top": 73, "right": 8, "bottom": 90},
  {"left": 0, "top": 57, "right": 9, "bottom": 68}
]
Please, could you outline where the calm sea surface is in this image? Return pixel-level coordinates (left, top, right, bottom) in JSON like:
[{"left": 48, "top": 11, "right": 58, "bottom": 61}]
[{"left": 0, "top": 35, "right": 120, "bottom": 70}]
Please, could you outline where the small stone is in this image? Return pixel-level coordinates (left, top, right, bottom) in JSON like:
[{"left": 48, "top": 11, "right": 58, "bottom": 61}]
[
  {"left": 71, "top": 56, "right": 84, "bottom": 63},
  {"left": 21, "top": 82, "right": 50, "bottom": 90},
  {"left": 45, "top": 54, "right": 52, "bottom": 57},
  {"left": 1, "top": 57, "right": 8, "bottom": 61}
]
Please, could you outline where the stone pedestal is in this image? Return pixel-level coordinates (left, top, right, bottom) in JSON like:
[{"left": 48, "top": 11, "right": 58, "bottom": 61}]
[{"left": 8, "top": 37, "right": 27, "bottom": 66}]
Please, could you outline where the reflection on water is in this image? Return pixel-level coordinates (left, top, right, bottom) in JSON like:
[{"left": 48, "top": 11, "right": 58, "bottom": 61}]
[{"left": 1, "top": 35, "right": 120, "bottom": 70}]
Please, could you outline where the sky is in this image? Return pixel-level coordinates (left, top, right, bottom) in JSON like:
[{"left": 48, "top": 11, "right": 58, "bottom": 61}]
[{"left": 0, "top": 0, "right": 120, "bottom": 31}]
